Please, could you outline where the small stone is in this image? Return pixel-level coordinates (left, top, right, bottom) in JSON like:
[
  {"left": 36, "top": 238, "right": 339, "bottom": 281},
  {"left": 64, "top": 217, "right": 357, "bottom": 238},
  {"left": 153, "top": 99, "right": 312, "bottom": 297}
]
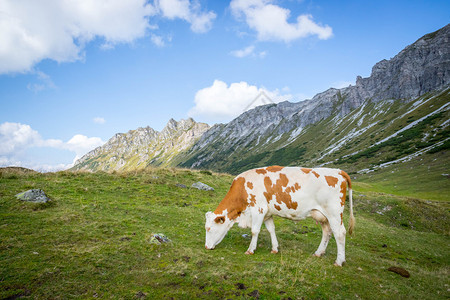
[
  {"left": 191, "top": 182, "right": 214, "bottom": 191},
  {"left": 176, "top": 183, "right": 187, "bottom": 189},
  {"left": 149, "top": 233, "right": 170, "bottom": 244},
  {"left": 15, "top": 189, "right": 50, "bottom": 203}
]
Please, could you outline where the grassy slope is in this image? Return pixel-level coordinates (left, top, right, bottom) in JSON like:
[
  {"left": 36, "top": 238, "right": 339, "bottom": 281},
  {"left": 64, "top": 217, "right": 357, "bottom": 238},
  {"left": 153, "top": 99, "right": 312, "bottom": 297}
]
[
  {"left": 1, "top": 168, "right": 449, "bottom": 299},
  {"left": 179, "top": 89, "right": 449, "bottom": 178}
]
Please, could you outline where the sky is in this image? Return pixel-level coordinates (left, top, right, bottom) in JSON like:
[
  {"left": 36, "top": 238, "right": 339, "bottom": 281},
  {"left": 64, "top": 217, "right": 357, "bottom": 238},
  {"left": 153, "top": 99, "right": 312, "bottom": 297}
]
[{"left": 0, "top": 0, "right": 449, "bottom": 172}]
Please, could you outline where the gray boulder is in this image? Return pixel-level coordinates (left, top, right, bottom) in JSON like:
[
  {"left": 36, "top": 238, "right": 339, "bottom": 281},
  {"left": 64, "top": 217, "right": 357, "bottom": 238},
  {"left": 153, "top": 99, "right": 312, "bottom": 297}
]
[
  {"left": 191, "top": 182, "right": 214, "bottom": 191},
  {"left": 15, "top": 189, "right": 50, "bottom": 203}
]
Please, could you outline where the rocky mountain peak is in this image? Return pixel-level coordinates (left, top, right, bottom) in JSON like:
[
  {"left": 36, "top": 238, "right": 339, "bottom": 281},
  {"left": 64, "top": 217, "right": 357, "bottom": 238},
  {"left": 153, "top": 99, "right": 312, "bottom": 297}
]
[
  {"left": 72, "top": 118, "right": 210, "bottom": 171},
  {"left": 354, "top": 23, "right": 450, "bottom": 102}
]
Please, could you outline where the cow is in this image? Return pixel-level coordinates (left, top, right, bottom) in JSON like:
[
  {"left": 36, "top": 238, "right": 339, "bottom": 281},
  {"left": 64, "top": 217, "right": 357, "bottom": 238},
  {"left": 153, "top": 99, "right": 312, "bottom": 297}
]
[{"left": 204, "top": 166, "right": 355, "bottom": 266}]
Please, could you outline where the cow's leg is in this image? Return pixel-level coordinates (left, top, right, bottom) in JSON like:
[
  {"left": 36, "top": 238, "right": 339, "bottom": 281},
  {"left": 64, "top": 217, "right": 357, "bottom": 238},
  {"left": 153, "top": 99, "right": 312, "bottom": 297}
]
[
  {"left": 245, "top": 213, "right": 264, "bottom": 255},
  {"left": 328, "top": 216, "right": 346, "bottom": 266},
  {"left": 311, "top": 210, "right": 332, "bottom": 257},
  {"left": 264, "top": 217, "right": 279, "bottom": 254}
]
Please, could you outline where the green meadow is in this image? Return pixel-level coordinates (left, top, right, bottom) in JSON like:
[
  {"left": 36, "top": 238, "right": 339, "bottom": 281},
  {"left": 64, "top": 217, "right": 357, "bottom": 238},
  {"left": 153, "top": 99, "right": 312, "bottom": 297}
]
[{"left": 1, "top": 167, "right": 449, "bottom": 299}]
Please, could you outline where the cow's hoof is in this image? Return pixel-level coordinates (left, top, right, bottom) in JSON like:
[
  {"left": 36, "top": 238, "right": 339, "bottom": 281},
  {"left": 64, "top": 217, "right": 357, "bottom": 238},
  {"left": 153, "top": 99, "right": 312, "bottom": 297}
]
[
  {"left": 271, "top": 250, "right": 278, "bottom": 254},
  {"left": 245, "top": 250, "right": 254, "bottom": 255},
  {"left": 313, "top": 251, "right": 324, "bottom": 257},
  {"left": 334, "top": 261, "right": 345, "bottom": 267}
]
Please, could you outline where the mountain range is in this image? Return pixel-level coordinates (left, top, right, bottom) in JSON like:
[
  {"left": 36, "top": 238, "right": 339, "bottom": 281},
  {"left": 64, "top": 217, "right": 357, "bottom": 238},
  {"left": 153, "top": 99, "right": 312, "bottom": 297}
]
[{"left": 72, "top": 24, "right": 450, "bottom": 175}]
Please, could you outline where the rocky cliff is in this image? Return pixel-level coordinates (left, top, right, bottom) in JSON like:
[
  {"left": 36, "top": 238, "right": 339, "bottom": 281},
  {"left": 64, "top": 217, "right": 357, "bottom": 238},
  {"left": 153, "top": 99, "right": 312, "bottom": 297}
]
[{"left": 72, "top": 118, "right": 210, "bottom": 171}]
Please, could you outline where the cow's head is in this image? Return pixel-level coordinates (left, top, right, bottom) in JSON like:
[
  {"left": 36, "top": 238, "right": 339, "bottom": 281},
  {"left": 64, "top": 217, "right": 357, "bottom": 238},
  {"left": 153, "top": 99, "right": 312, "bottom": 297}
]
[{"left": 205, "top": 211, "right": 234, "bottom": 250}]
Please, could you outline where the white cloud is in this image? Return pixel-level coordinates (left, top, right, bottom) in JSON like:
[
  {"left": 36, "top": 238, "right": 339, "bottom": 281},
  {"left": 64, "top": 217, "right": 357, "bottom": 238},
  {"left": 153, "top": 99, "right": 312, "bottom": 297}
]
[
  {"left": 26, "top": 71, "right": 57, "bottom": 93},
  {"left": 230, "top": 45, "right": 255, "bottom": 57},
  {"left": 65, "top": 134, "right": 104, "bottom": 158},
  {"left": 0, "top": 0, "right": 156, "bottom": 74},
  {"left": 230, "top": 0, "right": 332, "bottom": 42},
  {"left": 93, "top": 117, "right": 106, "bottom": 124},
  {"left": 331, "top": 80, "right": 354, "bottom": 89},
  {"left": 150, "top": 33, "right": 167, "bottom": 47},
  {"left": 0, "top": 122, "right": 104, "bottom": 171},
  {"left": 188, "top": 80, "right": 291, "bottom": 123},
  {"left": 0, "top": 0, "right": 216, "bottom": 74},
  {"left": 230, "top": 45, "right": 267, "bottom": 58},
  {"left": 0, "top": 156, "right": 72, "bottom": 172},
  {"left": 155, "top": 0, "right": 216, "bottom": 33},
  {"left": 0, "top": 122, "right": 41, "bottom": 155}
]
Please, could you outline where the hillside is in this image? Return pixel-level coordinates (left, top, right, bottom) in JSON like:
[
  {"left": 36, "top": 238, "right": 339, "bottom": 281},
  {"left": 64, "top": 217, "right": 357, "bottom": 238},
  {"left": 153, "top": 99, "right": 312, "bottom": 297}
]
[
  {"left": 1, "top": 168, "right": 449, "bottom": 299},
  {"left": 181, "top": 88, "right": 449, "bottom": 175}
]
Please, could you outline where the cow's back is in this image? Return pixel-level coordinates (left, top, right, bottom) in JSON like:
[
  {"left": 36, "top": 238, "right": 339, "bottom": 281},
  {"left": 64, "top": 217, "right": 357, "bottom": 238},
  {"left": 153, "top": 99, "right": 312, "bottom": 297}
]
[{"left": 242, "top": 166, "right": 347, "bottom": 220}]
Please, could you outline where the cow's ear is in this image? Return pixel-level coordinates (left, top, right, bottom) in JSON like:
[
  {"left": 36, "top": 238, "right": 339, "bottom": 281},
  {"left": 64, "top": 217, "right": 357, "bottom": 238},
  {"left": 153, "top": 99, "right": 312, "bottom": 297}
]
[{"left": 214, "top": 216, "right": 225, "bottom": 224}]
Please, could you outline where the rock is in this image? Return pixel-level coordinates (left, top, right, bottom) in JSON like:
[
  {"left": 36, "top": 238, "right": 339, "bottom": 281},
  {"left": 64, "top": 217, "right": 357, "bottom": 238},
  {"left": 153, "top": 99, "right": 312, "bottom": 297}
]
[
  {"left": 242, "top": 234, "right": 251, "bottom": 239},
  {"left": 388, "top": 266, "right": 410, "bottom": 278},
  {"left": 191, "top": 182, "right": 214, "bottom": 191},
  {"left": 176, "top": 183, "right": 187, "bottom": 188},
  {"left": 15, "top": 189, "right": 50, "bottom": 203},
  {"left": 149, "top": 233, "right": 170, "bottom": 244}
]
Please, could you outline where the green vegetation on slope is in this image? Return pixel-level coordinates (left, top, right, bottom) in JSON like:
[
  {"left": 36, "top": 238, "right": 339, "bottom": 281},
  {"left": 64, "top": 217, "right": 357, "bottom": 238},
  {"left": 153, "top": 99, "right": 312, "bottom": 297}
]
[
  {"left": 1, "top": 168, "right": 449, "bottom": 299},
  {"left": 178, "top": 89, "right": 449, "bottom": 177}
]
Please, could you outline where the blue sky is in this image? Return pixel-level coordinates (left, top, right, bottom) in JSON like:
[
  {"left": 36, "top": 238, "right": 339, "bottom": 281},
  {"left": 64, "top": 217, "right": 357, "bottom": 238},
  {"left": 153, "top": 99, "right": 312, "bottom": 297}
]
[{"left": 0, "top": 0, "right": 449, "bottom": 171}]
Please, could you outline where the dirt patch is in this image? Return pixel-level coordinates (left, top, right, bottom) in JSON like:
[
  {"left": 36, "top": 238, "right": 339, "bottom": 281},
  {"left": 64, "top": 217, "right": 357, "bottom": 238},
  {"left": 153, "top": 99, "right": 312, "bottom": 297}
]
[{"left": 388, "top": 266, "right": 410, "bottom": 278}]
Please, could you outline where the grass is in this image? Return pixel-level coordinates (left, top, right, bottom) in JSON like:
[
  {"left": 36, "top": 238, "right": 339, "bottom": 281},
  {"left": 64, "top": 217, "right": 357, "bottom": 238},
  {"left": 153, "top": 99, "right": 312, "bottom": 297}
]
[
  {"left": 0, "top": 167, "right": 449, "bottom": 299},
  {"left": 355, "top": 151, "right": 450, "bottom": 202}
]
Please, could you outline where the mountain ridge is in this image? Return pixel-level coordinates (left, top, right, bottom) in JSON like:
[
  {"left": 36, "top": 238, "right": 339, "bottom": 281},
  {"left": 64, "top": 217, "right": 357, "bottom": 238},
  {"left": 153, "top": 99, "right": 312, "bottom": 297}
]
[
  {"left": 73, "top": 24, "right": 450, "bottom": 175},
  {"left": 72, "top": 118, "right": 210, "bottom": 171}
]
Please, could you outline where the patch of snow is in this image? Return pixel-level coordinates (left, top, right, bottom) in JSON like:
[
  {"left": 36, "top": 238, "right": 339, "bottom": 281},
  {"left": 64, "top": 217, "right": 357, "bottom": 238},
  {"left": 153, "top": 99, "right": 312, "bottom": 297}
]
[
  {"left": 358, "top": 137, "right": 450, "bottom": 174},
  {"left": 318, "top": 121, "right": 378, "bottom": 160},
  {"left": 271, "top": 134, "right": 283, "bottom": 144},
  {"left": 440, "top": 118, "right": 450, "bottom": 128},
  {"left": 398, "top": 93, "right": 439, "bottom": 120},
  {"left": 349, "top": 103, "right": 367, "bottom": 126},
  {"left": 371, "top": 100, "right": 394, "bottom": 120},
  {"left": 374, "top": 102, "right": 450, "bottom": 146}
]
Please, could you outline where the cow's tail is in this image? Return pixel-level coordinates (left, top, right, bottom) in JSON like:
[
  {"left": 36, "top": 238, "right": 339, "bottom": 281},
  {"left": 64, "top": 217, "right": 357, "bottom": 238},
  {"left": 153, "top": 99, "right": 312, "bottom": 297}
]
[
  {"left": 348, "top": 186, "right": 355, "bottom": 235},
  {"left": 341, "top": 171, "right": 355, "bottom": 235}
]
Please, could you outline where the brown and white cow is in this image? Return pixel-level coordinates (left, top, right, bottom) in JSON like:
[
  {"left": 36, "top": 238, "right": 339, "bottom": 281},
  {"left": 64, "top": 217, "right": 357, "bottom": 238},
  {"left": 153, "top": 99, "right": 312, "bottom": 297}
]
[{"left": 205, "top": 166, "right": 355, "bottom": 266}]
